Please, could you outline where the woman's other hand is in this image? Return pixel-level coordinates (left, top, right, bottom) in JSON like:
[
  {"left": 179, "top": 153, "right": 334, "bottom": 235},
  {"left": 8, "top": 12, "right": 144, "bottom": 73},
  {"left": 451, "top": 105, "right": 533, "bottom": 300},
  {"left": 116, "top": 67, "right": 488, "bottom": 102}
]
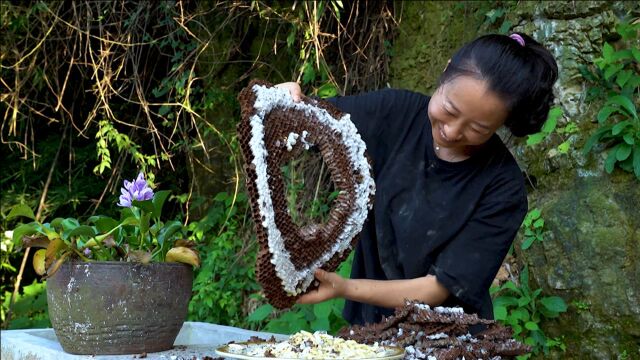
[
  {"left": 275, "top": 82, "right": 302, "bottom": 102},
  {"left": 296, "top": 269, "right": 345, "bottom": 304}
]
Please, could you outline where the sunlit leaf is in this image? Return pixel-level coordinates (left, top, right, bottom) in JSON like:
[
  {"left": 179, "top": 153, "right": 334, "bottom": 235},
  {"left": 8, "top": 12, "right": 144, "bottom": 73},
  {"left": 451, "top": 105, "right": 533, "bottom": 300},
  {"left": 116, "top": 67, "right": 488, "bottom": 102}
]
[
  {"left": 7, "top": 204, "right": 36, "bottom": 221},
  {"left": 526, "top": 132, "right": 545, "bottom": 146},
  {"left": 524, "top": 321, "right": 539, "bottom": 331}
]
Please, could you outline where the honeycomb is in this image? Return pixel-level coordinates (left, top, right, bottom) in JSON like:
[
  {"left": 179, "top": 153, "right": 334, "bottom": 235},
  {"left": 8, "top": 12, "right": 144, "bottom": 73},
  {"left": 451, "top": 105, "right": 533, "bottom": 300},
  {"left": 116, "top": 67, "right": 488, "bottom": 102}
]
[{"left": 237, "top": 80, "right": 375, "bottom": 308}]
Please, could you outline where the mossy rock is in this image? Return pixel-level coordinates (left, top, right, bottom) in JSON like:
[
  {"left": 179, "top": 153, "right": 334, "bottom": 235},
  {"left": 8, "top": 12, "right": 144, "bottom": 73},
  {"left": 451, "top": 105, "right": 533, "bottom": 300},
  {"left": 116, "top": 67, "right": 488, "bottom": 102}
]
[{"left": 515, "top": 172, "right": 639, "bottom": 359}]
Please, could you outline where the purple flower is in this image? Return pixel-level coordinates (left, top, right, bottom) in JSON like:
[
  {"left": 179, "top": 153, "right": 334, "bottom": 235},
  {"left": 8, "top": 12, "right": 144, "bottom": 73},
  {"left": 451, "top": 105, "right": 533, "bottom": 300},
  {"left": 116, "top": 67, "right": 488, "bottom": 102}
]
[
  {"left": 117, "top": 172, "right": 154, "bottom": 207},
  {"left": 83, "top": 248, "right": 92, "bottom": 257}
]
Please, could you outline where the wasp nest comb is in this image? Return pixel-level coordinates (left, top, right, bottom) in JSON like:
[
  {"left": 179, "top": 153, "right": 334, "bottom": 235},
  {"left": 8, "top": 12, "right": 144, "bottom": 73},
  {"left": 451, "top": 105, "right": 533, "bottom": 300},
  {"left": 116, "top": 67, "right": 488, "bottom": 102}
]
[{"left": 237, "top": 80, "right": 375, "bottom": 309}]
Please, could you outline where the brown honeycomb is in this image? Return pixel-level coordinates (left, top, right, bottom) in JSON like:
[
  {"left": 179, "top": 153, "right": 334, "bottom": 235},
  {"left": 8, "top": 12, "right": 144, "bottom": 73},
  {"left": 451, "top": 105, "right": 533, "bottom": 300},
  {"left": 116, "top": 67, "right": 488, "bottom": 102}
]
[
  {"left": 237, "top": 79, "right": 373, "bottom": 309},
  {"left": 339, "top": 300, "right": 531, "bottom": 359}
]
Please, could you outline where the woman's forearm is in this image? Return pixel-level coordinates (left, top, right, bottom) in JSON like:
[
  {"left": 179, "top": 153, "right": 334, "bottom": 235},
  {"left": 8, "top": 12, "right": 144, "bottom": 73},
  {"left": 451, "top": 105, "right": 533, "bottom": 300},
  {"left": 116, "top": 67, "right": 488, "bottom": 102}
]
[{"left": 341, "top": 275, "right": 450, "bottom": 309}]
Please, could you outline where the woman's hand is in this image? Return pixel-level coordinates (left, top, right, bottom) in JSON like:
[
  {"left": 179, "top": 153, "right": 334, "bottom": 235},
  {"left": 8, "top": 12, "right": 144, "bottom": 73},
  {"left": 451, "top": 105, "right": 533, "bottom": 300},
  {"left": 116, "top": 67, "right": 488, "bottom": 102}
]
[
  {"left": 275, "top": 82, "right": 302, "bottom": 102},
  {"left": 296, "top": 269, "right": 346, "bottom": 304}
]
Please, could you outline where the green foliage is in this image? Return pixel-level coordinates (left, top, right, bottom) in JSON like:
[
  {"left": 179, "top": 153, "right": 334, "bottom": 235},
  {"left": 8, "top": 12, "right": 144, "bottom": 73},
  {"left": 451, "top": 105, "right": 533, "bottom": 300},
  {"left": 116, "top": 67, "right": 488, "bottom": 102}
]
[
  {"left": 247, "top": 251, "right": 353, "bottom": 335},
  {"left": 482, "top": 2, "right": 518, "bottom": 34},
  {"left": 188, "top": 191, "right": 259, "bottom": 328},
  {"left": 1, "top": 280, "right": 50, "bottom": 329},
  {"left": 94, "top": 120, "right": 159, "bottom": 182},
  {"left": 7, "top": 174, "right": 198, "bottom": 277},
  {"left": 521, "top": 208, "right": 544, "bottom": 250},
  {"left": 491, "top": 266, "right": 568, "bottom": 358},
  {"left": 581, "top": 20, "right": 640, "bottom": 179},
  {"left": 525, "top": 107, "right": 577, "bottom": 156},
  {"left": 570, "top": 299, "right": 590, "bottom": 312},
  {"left": 259, "top": 1, "right": 342, "bottom": 97}
]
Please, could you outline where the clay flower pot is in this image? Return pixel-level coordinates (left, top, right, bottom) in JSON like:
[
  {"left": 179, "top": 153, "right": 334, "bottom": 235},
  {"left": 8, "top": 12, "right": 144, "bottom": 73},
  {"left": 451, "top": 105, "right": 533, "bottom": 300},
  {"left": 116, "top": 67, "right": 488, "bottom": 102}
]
[{"left": 46, "top": 261, "right": 193, "bottom": 355}]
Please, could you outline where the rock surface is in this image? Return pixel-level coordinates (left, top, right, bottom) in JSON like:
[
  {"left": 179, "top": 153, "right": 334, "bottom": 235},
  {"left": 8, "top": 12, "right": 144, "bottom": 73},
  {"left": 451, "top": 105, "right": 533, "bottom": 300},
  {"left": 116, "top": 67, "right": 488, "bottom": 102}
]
[{"left": 390, "top": 1, "right": 640, "bottom": 358}]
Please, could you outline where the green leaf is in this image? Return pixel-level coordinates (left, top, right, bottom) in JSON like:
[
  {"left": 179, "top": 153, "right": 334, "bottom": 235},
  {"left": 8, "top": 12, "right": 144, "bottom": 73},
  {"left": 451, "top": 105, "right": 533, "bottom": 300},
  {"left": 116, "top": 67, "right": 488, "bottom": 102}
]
[
  {"left": 616, "top": 143, "right": 632, "bottom": 161},
  {"left": 67, "top": 225, "right": 97, "bottom": 238},
  {"left": 557, "top": 141, "right": 570, "bottom": 154},
  {"left": 502, "top": 281, "right": 521, "bottom": 294},
  {"left": 612, "top": 120, "right": 631, "bottom": 135},
  {"left": 12, "top": 223, "right": 39, "bottom": 247},
  {"left": 152, "top": 190, "right": 171, "bottom": 218},
  {"left": 50, "top": 218, "right": 64, "bottom": 231},
  {"left": 616, "top": 70, "right": 633, "bottom": 88},
  {"left": 310, "top": 317, "right": 330, "bottom": 331},
  {"left": 521, "top": 236, "right": 535, "bottom": 250},
  {"left": 524, "top": 321, "right": 540, "bottom": 331},
  {"left": 61, "top": 218, "right": 80, "bottom": 231},
  {"left": 158, "top": 105, "right": 170, "bottom": 116},
  {"left": 140, "top": 213, "right": 151, "bottom": 236},
  {"left": 494, "top": 305, "right": 507, "bottom": 320},
  {"left": 583, "top": 126, "right": 612, "bottom": 154},
  {"left": 132, "top": 199, "right": 155, "bottom": 214},
  {"left": 612, "top": 49, "right": 633, "bottom": 62},
  {"left": 313, "top": 301, "right": 332, "bottom": 319},
  {"left": 597, "top": 106, "right": 618, "bottom": 123},
  {"left": 494, "top": 296, "right": 519, "bottom": 307},
  {"left": 88, "top": 216, "right": 119, "bottom": 233},
  {"left": 41, "top": 225, "right": 60, "bottom": 241},
  {"left": 608, "top": 95, "right": 637, "bottom": 119},
  {"left": 248, "top": 304, "right": 274, "bottom": 322},
  {"left": 499, "top": 20, "right": 512, "bottom": 35},
  {"left": 605, "top": 149, "right": 618, "bottom": 173},
  {"left": 533, "top": 218, "right": 544, "bottom": 228},
  {"left": 603, "top": 63, "right": 623, "bottom": 81},
  {"left": 602, "top": 42, "right": 614, "bottom": 63},
  {"left": 7, "top": 204, "right": 36, "bottom": 221},
  {"left": 632, "top": 47, "right": 640, "bottom": 62},
  {"left": 317, "top": 83, "right": 338, "bottom": 99},
  {"left": 157, "top": 220, "right": 183, "bottom": 246},
  {"left": 302, "top": 62, "right": 316, "bottom": 85},
  {"left": 542, "top": 107, "right": 561, "bottom": 133},
  {"left": 120, "top": 216, "right": 139, "bottom": 226},
  {"left": 286, "top": 25, "right": 297, "bottom": 48},
  {"left": 540, "top": 296, "right": 568, "bottom": 313},
  {"left": 623, "top": 133, "right": 635, "bottom": 145},
  {"left": 511, "top": 308, "right": 530, "bottom": 322},
  {"left": 526, "top": 132, "right": 546, "bottom": 146},
  {"left": 518, "top": 296, "right": 531, "bottom": 307}
]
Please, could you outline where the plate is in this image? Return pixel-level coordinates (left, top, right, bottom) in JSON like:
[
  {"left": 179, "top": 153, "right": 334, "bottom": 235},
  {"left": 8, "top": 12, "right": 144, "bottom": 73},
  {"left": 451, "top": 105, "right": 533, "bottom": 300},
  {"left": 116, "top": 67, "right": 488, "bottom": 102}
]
[{"left": 215, "top": 341, "right": 405, "bottom": 360}]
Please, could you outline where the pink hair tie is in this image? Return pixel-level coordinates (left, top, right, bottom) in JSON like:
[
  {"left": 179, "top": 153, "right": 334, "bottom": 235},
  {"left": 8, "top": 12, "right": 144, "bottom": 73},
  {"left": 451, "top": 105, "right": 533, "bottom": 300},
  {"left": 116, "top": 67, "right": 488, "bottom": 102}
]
[{"left": 509, "top": 34, "right": 525, "bottom": 46}]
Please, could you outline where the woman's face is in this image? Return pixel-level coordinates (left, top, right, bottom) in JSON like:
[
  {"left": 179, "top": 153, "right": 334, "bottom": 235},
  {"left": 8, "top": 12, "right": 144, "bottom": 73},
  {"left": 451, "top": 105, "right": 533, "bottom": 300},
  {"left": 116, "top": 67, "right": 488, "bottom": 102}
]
[{"left": 427, "top": 75, "right": 508, "bottom": 153}]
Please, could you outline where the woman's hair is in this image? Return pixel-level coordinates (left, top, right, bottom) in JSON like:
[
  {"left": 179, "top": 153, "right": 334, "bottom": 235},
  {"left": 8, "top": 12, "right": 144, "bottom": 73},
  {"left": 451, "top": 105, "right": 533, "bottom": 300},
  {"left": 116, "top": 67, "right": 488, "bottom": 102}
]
[{"left": 439, "top": 33, "right": 558, "bottom": 137}]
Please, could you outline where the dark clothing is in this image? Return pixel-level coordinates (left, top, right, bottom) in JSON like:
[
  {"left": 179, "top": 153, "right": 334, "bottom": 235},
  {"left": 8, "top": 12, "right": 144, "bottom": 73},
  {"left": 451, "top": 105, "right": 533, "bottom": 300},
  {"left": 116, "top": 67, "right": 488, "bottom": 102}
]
[{"left": 327, "top": 89, "right": 527, "bottom": 326}]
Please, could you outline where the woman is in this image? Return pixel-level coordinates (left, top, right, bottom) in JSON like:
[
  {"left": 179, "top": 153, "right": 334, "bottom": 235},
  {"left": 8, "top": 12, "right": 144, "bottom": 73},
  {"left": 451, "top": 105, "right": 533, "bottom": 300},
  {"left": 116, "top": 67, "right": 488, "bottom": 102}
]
[{"left": 276, "top": 33, "right": 558, "bottom": 326}]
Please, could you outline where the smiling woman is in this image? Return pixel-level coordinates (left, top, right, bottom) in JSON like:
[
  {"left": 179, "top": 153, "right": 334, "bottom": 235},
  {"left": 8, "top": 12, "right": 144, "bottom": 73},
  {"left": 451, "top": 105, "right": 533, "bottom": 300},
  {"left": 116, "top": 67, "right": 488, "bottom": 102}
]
[
  {"left": 428, "top": 76, "right": 508, "bottom": 162},
  {"left": 274, "top": 32, "right": 558, "bottom": 331}
]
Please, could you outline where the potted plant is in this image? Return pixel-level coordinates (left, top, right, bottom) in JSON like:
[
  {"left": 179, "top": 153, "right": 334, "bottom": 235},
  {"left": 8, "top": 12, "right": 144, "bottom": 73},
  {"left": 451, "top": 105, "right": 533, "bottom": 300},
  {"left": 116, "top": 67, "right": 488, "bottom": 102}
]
[{"left": 8, "top": 172, "right": 200, "bottom": 355}]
